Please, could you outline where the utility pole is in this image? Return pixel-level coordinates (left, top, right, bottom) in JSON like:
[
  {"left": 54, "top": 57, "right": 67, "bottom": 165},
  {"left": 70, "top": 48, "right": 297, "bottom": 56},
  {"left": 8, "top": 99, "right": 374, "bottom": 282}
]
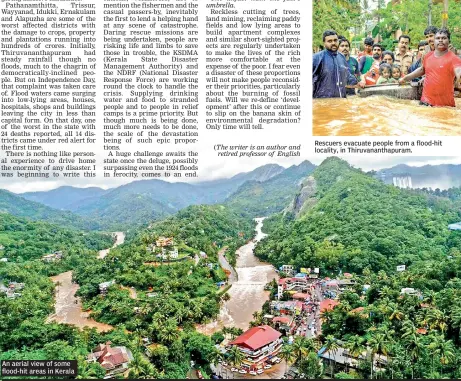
[
  {"left": 442, "top": 0, "right": 449, "bottom": 27},
  {"left": 428, "top": 0, "right": 432, "bottom": 26}
]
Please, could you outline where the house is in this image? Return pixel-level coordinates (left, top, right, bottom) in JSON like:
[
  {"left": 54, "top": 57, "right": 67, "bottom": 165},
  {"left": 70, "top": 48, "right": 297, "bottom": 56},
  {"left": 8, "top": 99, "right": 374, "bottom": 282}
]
[
  {"left": 87, "top": 343, "right": 133, "bottom": 377},
  {"left": 271, "top": 300, "right": 304, "bottom": 316},
  {"left": 277, "top": 277, "right": 310, "bottom": 300},
  {"left": 292, "top": 292, "right": 309, "bottom": 301},
  {"left": 318, "top": 341, "right": 387, "bottom": 373},
  {"left": 156, "top": 247, "right": 178, "bottom": 260},
  {"left": 280, "top": 265, "right": 295, "bottom": 276},
  {"left": 0, "top": 258, "right": 7, "bottom": 262},
  {"left": 400, "top": 288, "right": 421, "bottom": 297},
  {"left": 0, "top": 282, "right": 24, "bottom": 299},
  {"left": 0, "top": 245, "right": 4, "bottom": 250},
  {"left": 320, "top": 299, "right": 339, "bottom": 313},
  {"left": 99, "top": 280, "right": 116, "bottom": 294},
  {"left": 228, "top": 325, "right": 283, "bottom": 371},
  {"left": 156, "top": 237, "right": 174, "bottom": 247},
  {"left": 448, "top": 222, "right": 461, "bottom": 231},
  {"left": 42, "top": 251, "right": 63, "bottom": 262}
]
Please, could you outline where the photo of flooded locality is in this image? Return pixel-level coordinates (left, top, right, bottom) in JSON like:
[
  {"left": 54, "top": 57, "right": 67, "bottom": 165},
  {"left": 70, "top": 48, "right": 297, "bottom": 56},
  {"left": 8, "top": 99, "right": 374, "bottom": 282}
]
[{"left": 312, "top": 0, "right": 461, "bottom": 136}]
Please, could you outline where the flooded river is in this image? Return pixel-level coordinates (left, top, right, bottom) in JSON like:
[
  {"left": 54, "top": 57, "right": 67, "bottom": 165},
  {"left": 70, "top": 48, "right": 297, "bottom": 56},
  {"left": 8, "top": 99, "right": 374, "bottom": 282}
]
[
  {"left": 198, "top": 218, "right": 278, "bottom": 334},
  {"left": 47, "top": 232, "right": 126, "bottom": 331},
  {"left": 98, "top": 232, "right": 125, "bottom": 259},
  {"left": 47, "top": 271, "right": 113, "bottom": 332},
  {"left": 313, "top": 96, "right": 461, "bottom": 136}
]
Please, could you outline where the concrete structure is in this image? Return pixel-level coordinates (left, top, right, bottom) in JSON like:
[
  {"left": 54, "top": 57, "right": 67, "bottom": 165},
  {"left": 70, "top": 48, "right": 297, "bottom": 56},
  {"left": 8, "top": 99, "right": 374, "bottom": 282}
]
[
  {"left": 280, "top": 265, "right": 295, "bottom": 276},
  {"left": 228, "top": 325, "right": 283, "bottom": 371},
  {"left": 448, "top": 222, "right": 461, "bottom": 231},
  {"left": 99, "top": 280, "right": 116, "bottom": 294},
  {"left": 277, "top": 277, "right": 310, "bottom": 300},
  {"left": 393, "top": 175, "right": 413, "bottom": 189},
  {"left": 42, "top": 251, "right": 63, "bottom": 262},
  {"left": 157, "top": 247, "right": 179, "bottom": 260}
]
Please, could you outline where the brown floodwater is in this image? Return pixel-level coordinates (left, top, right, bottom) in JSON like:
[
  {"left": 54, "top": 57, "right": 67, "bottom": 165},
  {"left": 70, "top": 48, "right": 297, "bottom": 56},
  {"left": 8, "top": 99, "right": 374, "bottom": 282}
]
[
  {"left": 98, "top": 231, "right": 125, "bottom": 259},
  {"left": 47, "top": 232, "right": 126, "bottom": 331},
  {"left": 197, "top": 218, "right": 278, "bottom": 335},
  {"left": 313, "top": 96, "right": 461, "bottom": 136},
  {"left": 47, "top": 271, "right": 113, "bottom": 332}
]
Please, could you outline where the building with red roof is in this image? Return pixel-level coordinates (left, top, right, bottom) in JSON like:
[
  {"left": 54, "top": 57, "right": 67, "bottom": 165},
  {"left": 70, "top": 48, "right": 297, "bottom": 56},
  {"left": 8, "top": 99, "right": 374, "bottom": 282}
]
[
  {"left": 228, "top": 325, "right": 283, "bottom": 370},
  {"left": 87, "top": 343, "right": 133, "bottom": 377},
  {"left": 320, "top": 299, "right": 339, "bottom": 313}
]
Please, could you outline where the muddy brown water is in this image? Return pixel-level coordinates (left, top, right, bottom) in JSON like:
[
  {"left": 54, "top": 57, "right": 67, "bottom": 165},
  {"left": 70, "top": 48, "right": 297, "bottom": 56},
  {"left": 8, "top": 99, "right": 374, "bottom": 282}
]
[
  {"left": 98, "top": 232, "right": 125, "bottom": 259},
  {"left": 197, "top": 218, "right": 278, "bottom": 335},
  {"left": 47, "top": 271, "right": 113, "bottom": 332},
  {"left": 47, "top": 232, "right": 126, "bottom": 331},
  {"left": 313, "top": 96, "right": 461, "bottom": 136}
]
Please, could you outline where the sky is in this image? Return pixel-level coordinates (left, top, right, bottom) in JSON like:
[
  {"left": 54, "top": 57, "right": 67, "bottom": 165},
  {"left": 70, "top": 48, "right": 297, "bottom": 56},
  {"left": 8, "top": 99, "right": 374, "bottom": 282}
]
[{"left": 2, "top": 155, "right": 461, "bottom": 193}]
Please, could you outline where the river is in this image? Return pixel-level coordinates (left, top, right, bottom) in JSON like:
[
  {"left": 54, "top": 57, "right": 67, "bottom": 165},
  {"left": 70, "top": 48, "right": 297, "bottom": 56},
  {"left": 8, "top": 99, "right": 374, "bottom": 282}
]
[
  {"left": 313, "top": 96, "right": 461, "bottom": 136},
  {"left": 197, "top": 217, "right": 278, "bottom": 334},
  {"left": 46, "top": 232, "right": 125, "bottom": 332},
  {"left": 98, "top": 231, "right": 125, "bottom": 259}
]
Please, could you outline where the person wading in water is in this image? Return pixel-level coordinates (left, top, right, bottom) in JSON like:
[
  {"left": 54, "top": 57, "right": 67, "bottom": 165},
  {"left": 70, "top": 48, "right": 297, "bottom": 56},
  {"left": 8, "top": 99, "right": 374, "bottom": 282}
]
[
  {"left": 399, "top": 28, "right": 461, "bottom": 107},
  {"left": 313, "top": 30, "right": 363, "bottom": 98}
]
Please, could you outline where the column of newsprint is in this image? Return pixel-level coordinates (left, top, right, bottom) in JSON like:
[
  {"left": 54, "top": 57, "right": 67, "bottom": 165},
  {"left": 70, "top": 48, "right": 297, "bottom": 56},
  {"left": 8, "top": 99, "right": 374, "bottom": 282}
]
[{"left": 1, "top": 0, "right": 303, "bottom": 183}]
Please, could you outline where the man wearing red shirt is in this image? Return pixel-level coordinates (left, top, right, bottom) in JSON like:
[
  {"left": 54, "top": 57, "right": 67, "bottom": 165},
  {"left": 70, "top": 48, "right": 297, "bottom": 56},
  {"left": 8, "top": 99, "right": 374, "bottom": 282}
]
[{"left": 400, "top": 28, "right": 461, "bottom": 107}]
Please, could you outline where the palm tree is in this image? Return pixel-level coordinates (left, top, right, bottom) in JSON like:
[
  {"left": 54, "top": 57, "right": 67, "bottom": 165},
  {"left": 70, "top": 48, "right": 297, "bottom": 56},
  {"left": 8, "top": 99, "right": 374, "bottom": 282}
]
[
  {"left": 158, "top": 318, "right": 180, "bottom": 344},
  {"left": 323, "top": 335, "right": 340, "bottom": 378},
  {"left": 367, "top": 332, "right": 389, "bottom": 380},
  {"left": 344, "top": 335, "right": 366, "bottom": 371},
  {"left": 226, "top": 345, "right": 245, "bottom": 368},
  {"left": 428, "top": 335, "right": 455, "bottom": 376},
  {"left": 279, "top": 344, "right": 296, "bottom": 376}
]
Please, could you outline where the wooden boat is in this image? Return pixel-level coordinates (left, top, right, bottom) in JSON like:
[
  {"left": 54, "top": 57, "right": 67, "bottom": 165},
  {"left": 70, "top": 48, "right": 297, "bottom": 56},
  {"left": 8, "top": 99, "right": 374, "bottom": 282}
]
[{"left": 358, "top": 82, "right": 423, "bottom": 100}]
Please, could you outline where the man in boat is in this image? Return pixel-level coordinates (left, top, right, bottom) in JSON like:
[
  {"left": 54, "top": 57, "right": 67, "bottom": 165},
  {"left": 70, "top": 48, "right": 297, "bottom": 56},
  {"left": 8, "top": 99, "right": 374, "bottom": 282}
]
[
  {"left": 359, "top": 44, "right": 383, "bottom": 86},
  {"left": 338, "top": 37, "right": 360, "bottom": 95},
  {"left": 357, "top": 37, "right": 374, "bottom": 60},
  {"left": 394, "top": 35, "right": 415, "bottom": 75},
  {"left": 399, "top": 28, "right": 461, "bottom": 107},
  {"left": 407, "top": 41, "right": 429, "bottom": 83},
  {"left": 313, "top": 30, "right": 363, "bottom": 98}
]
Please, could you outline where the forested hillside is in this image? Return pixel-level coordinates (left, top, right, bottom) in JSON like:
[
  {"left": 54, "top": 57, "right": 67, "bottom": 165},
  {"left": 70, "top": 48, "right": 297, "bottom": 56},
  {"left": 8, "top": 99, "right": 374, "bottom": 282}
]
[
  {"left": 0, "top": 213, "right": 113, "bottom": 262},
  {"left": 225, "top": 160, "right": 316, "bottom": 217},
  {"left": 255, "top": 157, "right": 461, "bottom": 274},
  {"left": 0, "top": 190, "right": 101, "bottom": 231}
]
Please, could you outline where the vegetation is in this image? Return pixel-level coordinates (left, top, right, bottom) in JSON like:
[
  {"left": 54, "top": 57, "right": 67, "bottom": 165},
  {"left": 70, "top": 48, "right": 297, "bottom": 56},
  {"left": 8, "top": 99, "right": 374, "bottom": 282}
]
[
  {"left": 225, "top": 161, "right": 316, "bottom": 218},
  {"left": 0, "top": 213, "right": 113, "bottom": 262},
  {"left": 0, "top": 190, "right": 101, "bottom": 231},
  {"left": 255, "top": 158, "right": 461, "bottom": 275},
  {"left": 314, "top": 0, "right": 461, "bottom": 51}
]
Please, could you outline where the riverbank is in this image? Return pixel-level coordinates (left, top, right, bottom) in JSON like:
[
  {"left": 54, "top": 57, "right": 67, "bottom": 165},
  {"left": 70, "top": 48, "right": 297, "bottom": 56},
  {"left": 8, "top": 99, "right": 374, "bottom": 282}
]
[
  {"left": 197, "top": 218, "right": 277, "bottom": 335},
  {"left": 98, "top": 231, "right": 125, "bottom": 259},
  {"left": 47, "top": 232, "right": 126, "bottom": 331},
  {"left": 46, "top": 271, "right": 113, "bottom": 332}
]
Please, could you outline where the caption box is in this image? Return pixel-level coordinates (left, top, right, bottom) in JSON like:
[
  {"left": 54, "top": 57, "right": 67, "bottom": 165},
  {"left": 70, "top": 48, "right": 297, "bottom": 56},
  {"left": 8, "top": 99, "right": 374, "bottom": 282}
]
[{"left": 0, "top": 360, "right": 77, "bottom": 378}]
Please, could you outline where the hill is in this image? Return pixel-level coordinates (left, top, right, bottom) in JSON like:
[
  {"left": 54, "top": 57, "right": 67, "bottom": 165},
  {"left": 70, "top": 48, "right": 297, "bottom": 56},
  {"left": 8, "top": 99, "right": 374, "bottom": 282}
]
[
  {"left": 0, "top": 190, "right": 102, "bottom": 231},
  {"left": 0, "top": 212, "right": 113, "bottom": 261},
  {"left": 20, "top": 186, "right": 108, "bottom": 211},
  {"left": 255, "top": 157, "right": 461, "bottom": 274},
  {"left": 12, "top": 164, "right": 285, "bottom": 230},
  {"left": 225, "top": 160, "right": 316, "bottom": 217}
]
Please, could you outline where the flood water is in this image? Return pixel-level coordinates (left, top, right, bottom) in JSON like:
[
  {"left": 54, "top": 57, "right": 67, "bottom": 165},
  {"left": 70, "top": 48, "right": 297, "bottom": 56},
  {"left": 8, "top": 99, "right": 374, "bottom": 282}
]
[
  {"left": 47, "top": 271, "right": 113, "bottom": 332},
  {"left": 313, "top": 96, "right": 461, "bottom": 136},
  {"left": 98, "top": 231, "right": 125, "bottom": 259},
  {"left": 197, "top": 218, "right": 278, "bottom": 334},
  {"left": 47, "top": 232, "right": 126, "bottom": 331}
]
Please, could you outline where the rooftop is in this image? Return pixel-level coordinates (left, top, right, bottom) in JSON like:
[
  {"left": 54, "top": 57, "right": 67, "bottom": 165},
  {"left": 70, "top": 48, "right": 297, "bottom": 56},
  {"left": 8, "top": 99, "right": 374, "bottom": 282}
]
[{"left": 230, "top": 325, "right": 282, "bottom": 351}]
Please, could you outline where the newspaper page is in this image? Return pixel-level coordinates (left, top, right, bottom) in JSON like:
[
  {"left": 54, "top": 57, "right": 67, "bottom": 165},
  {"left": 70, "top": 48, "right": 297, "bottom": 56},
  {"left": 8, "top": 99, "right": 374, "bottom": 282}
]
[{"left": 1, "top": 0, "right": 461, "bottom": 379}]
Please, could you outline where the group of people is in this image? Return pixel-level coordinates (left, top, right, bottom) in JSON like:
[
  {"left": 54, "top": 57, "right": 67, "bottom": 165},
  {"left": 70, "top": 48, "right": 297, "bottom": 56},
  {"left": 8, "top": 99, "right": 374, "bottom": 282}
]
[{"left": 313, "top": 26, "right": 461, "bottom": 107}]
